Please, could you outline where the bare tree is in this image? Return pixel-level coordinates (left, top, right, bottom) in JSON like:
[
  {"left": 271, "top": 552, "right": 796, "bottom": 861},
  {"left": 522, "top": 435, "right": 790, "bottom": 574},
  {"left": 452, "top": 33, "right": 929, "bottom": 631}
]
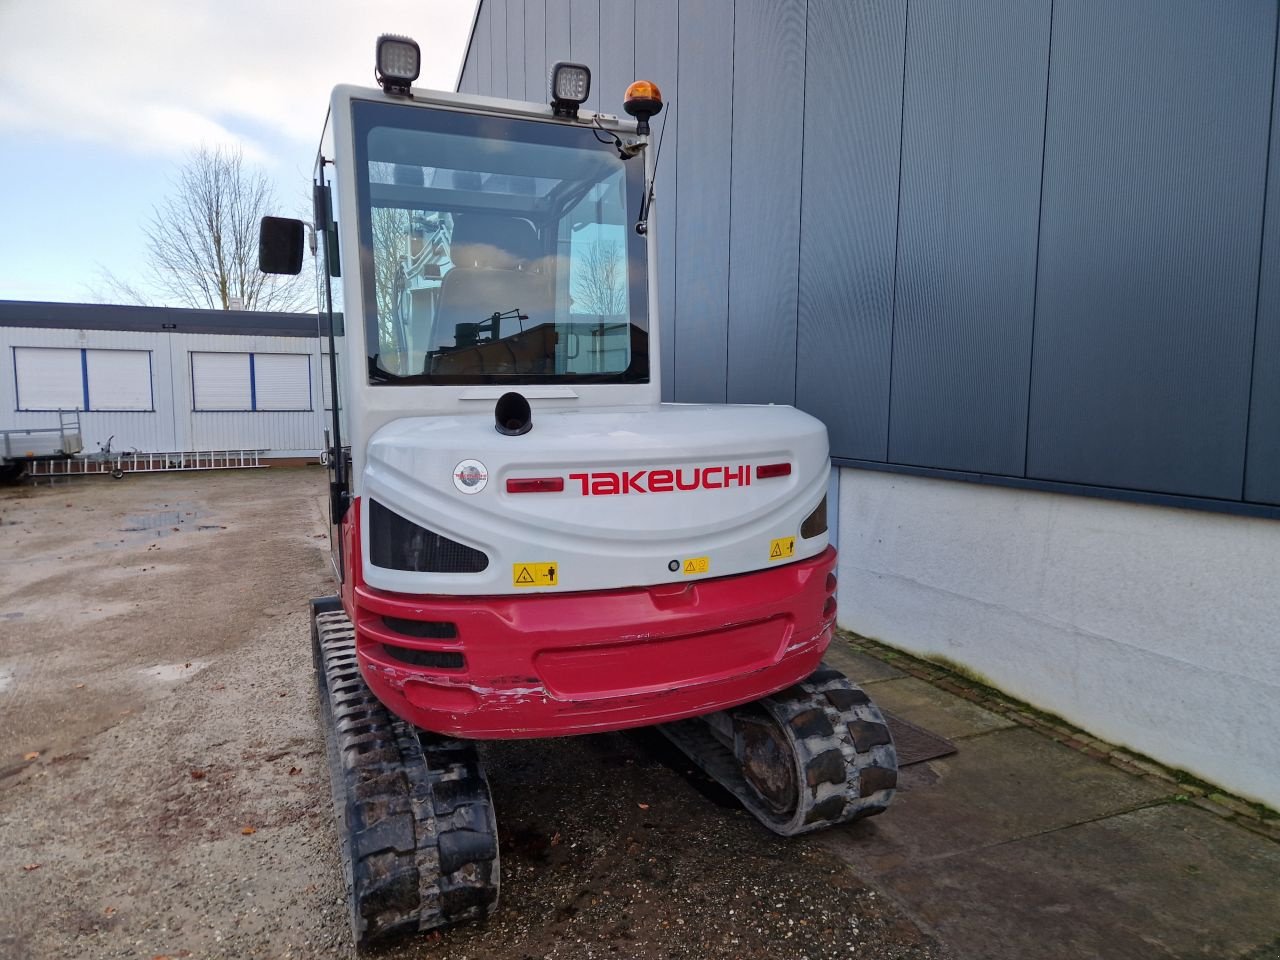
[
  {"left": 100, "top": 145, "right": 312, "bottom": 312},
  {"left": 370, "top": 203, "right": 411, "bottom": 345},
  {"left": 572, "top": 239, "right": 627, "bottom": 317}
]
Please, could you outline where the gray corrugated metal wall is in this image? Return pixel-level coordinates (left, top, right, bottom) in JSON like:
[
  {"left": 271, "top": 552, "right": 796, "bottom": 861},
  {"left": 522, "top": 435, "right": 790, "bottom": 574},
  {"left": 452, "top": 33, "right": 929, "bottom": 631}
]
[{"left": 459, "top": 0, "right": 1280, "bottom": 515}]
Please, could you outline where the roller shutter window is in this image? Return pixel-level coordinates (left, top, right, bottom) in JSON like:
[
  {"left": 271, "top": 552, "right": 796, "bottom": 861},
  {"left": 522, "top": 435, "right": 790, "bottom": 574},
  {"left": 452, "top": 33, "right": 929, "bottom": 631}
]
[
  {"left": 191, "top": 352, "right": 252, "bottom": 411},
  {"left": 254, "top": 353, "right": 312, "bottom": 411},
  {"left": 14, "top": 347, "right": 83, "bottom": 411},
  {"left": 86, "top": 349, "right": 152, "bottom": 411}
]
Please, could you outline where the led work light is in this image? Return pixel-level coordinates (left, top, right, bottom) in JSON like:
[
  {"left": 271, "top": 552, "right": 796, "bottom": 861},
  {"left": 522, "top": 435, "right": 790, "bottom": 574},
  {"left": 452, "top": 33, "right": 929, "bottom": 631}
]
[
  {"left": 549, "top": 62, "right": 591, "bottom": 118},
  {"left": 376, "top": 34, "right": 421, "bottom": 95}
]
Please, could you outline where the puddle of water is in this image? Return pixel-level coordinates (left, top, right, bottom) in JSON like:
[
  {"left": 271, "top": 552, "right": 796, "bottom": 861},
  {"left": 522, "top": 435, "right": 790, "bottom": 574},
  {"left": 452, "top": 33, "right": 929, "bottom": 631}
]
[
  {"left": 0, "top": 668, "right": 13, "bottom": 693},
  {"left": 0, "top": 612, "right": 23, "bottom": 621},
  {"left": 138, "top": 661, "right": 210, "bottom": 683},
  {"left": 120, "top": 510, "right": 185, "bottom": 532},
  {"left": 118, "top": 502, "right": 206, "bottom": 535}
]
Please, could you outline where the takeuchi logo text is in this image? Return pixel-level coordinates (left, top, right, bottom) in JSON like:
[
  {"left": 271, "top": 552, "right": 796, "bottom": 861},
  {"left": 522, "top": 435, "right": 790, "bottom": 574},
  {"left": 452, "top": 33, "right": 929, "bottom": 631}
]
[{"left": 569, "top": 465, "right": 753, "bottom": 496}]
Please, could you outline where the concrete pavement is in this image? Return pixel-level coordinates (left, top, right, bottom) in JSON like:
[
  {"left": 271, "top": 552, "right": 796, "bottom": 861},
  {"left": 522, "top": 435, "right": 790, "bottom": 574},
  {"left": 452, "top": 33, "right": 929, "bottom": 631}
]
[{"left": 822, "top": 637, "right": 1280, "bottom": 960}]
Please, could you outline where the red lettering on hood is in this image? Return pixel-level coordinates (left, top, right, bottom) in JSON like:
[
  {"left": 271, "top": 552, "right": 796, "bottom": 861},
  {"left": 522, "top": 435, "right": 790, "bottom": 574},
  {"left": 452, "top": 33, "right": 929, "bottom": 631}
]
[{"left": 568, "top": 466, "right": 755, "bottom": 496}]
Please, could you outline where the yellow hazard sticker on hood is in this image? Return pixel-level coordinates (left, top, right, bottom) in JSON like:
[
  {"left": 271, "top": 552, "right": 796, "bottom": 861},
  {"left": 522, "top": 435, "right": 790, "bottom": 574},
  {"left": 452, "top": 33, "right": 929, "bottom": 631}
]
[
  {"left": 769, "top": 537, "right": 796, "bottom": 561},
  {"left": 682, "top": 557, "right": 710, "bottom": 575},
  {"left": 513, "top": 562, "right": 558, "bottom": 587}
]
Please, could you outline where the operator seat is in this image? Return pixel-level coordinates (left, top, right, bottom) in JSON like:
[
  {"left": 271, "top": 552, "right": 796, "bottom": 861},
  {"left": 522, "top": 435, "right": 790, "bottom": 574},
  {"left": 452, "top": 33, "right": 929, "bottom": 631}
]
[{"left": 432, "top": 215, "right": 555, "bottom": 367}]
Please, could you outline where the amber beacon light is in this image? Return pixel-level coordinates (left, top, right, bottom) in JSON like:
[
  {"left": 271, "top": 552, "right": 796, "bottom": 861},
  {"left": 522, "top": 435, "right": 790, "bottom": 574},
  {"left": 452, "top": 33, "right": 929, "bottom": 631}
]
[{"left": 623, "top": 80, "right": 663, "bottom": 135}]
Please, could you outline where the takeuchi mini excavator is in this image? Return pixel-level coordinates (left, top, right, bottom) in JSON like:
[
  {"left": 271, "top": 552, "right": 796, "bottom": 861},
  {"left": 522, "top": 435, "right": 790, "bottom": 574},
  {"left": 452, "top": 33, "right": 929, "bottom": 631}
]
[{"left": 260, "top": 35, "right": 898, "bottom": 948}]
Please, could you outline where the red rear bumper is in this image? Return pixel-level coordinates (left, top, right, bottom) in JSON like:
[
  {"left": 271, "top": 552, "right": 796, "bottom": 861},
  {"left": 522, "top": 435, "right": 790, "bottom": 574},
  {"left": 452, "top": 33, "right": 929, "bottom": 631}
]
[{"left": 342, "top": 502, "right": 837, "bottom": 738}]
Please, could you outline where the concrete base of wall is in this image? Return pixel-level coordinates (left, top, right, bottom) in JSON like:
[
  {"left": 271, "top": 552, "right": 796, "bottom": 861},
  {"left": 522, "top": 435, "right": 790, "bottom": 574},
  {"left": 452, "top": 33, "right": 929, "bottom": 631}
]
[
  {"left": 262, "top": 456, "right": 323, "bottom": 468},
  {"left": 836, "top": 468, "right": 1280, "bottom": 809}
]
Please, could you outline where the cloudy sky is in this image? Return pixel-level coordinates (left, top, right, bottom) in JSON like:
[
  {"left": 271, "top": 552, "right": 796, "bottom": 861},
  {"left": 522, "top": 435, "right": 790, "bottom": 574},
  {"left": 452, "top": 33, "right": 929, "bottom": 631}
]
[{"left": 0, "top": 0, "right": 477, "bottom": 305}]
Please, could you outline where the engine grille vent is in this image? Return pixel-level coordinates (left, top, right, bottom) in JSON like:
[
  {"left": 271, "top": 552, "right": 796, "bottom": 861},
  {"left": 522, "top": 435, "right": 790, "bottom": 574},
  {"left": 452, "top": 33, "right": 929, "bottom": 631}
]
[
  {"left": 383, "top": 617, "right": 458, "bottom": 639},
  {"left": 801, "top": 495, "right": 828, "bottom": 539},
  {"left": 382, "top": 645, "right": 466, "bottom": 670},
  {"left": 368, "top": 499, "right": 489, "bottom": 573}
]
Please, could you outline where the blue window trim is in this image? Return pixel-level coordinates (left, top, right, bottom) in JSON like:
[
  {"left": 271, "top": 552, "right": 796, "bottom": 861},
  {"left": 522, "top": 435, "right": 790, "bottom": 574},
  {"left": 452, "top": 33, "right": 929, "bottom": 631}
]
[
  {"left": 249, "top": 352, "right": 258, "bottom": 411},
  {"left": 79, "top": 349, "right": 90, "bottom": 410}
]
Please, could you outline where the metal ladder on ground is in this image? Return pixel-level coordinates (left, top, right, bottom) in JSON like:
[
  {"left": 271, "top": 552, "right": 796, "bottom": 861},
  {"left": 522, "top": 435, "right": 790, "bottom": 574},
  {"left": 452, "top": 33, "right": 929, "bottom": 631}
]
[{"left": 28, "top": 449, "right": 268, "bottom": 480}]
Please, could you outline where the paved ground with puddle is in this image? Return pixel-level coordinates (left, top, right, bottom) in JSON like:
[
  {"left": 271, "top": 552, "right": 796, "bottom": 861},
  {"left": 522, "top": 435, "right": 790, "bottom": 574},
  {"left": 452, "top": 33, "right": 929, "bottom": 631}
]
[
  {"left": 0, "top": 469, "right": 945, "bottom": 960},
  {"left": 5, "top": 468, "right": 1273, "bottom": 959}
]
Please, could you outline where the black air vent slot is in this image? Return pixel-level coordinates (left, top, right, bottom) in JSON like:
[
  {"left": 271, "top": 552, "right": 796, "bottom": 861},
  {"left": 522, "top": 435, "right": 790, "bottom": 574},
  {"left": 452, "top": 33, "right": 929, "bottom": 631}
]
[
  {"left": 383, "top": 617, "right": 458, "bottom": 639},
  {"left": 382, "top": 645, "right": 465, "bottom": 670},
  {"left": 369, "top": 500, "right": 489, "bottom": 573},
  {"left": 801, "top": 495, "right": 828, "bottom": 539}
]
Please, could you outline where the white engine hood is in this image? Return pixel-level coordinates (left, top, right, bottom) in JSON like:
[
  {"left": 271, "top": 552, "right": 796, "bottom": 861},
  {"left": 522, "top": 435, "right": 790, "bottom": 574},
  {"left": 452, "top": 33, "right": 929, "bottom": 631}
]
[{"left": 361, "top": 402, "right": 830, "bottom": 595}]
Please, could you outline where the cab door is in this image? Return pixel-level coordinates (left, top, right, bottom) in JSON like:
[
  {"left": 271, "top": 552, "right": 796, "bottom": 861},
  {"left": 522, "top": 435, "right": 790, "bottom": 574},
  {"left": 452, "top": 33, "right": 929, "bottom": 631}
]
[{"left": 314, "top": 158, "right": 349, "bottom": 583}]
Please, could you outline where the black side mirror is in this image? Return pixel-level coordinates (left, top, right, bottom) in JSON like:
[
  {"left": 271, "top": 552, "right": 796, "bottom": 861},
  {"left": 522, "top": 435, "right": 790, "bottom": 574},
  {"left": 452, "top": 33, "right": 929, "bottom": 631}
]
[{"left": 259, "top": 217, "right": 305, "bottom": 275}]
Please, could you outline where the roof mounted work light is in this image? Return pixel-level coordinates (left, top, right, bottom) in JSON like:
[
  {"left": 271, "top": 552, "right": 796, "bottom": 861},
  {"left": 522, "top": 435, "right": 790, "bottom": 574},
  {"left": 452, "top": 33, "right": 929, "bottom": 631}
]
[
  {"left": 549, "top": 62, "right": 591, "bottom": 118},
  {"left": 376, "top": 34, "right": 421, "bottom": 95}
]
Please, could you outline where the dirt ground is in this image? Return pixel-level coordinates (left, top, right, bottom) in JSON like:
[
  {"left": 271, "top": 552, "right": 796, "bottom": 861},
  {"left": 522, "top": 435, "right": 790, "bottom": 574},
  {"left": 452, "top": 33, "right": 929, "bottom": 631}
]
[{"left": 0, "top": 469, "right": 946, "bottom": 960}]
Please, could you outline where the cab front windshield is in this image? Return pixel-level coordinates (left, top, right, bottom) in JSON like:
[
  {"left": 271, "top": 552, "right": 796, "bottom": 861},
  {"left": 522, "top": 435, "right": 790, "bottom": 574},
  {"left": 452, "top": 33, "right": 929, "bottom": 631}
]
[{"left": 352, "top": 100, "right": 649, "bottom": 384}]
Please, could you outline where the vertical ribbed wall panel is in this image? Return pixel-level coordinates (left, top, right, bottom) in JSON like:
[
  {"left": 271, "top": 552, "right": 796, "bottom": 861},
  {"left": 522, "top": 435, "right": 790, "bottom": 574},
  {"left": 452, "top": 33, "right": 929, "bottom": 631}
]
[
  {"left": 490, "top": 0, "right": 509, "bottom": 97},
  {"left": 888, "top": 0, "right": 1050, "bottom": 475},
  {"left": 597, "top": 1, "right": 635, "bottom": 118},
  {"left": 544, "top": 0, "right": 571, "bottom": 66},
  {"left": 725, "top": 0, "right": 805, "bottom": 406},
  {"left": 474, "top": 0, "right": 491, "bottom": 95},
  {"left": 1246, "top": 13, "right": 1280, "bottom": 505},
  {"left": 569, "top": 0, "right": 600, "bottom": 112},
  {"left": 672, "top": 0, "right": 734, "bottom": 403},
  {"left": 796, "top": 0, "right": 906, "bottom": 461},
  {"left": 459, "top": 0, "right": 1280, "bottom": 512},
  {"left": 1027, "top": 0, "right": 1276, "bottom": 500},
  {"left": 457, "top": 24, "right": 474, "bottom": 94},
  {"left": 634, "top": 0, "right": 679, "bottom": 400},
  {"left": 506, "top": 0, "right": 526, "bottom": 100},
  {"left": 524, "top": 0, "right": 546, "bottom": 102}
]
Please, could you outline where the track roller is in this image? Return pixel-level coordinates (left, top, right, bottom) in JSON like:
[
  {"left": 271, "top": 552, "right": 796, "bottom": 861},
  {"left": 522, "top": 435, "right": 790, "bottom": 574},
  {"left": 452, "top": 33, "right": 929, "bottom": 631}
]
[
  {"left": 659, "top": 664, "right": 898, "bottom": 836},
  {"left": 311, "top": 599, "right": 500, "bottom": 947}
]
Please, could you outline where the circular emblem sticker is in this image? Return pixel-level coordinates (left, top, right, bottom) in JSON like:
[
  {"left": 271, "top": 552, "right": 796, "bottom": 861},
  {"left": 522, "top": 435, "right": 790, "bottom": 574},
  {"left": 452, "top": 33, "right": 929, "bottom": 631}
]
[{"left": 452, "top": 459, "right": 489, "bottom": 494}]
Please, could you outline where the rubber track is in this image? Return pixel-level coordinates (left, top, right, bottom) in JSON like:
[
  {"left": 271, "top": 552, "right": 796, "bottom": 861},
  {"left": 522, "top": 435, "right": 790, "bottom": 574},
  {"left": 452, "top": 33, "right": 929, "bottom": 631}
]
[
  {"left": 312, "top": 606, "right": 500, "bottom": 947},
  {"left": 659, "top": 664, "right": 898, "bottom": 836}
]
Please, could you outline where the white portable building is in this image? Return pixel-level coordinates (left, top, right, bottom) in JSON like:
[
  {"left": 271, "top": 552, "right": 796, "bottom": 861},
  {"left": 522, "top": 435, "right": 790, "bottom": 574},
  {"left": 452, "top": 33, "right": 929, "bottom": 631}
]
[{"left": 0, "top": 301, "right": 328, "bottom": 460}]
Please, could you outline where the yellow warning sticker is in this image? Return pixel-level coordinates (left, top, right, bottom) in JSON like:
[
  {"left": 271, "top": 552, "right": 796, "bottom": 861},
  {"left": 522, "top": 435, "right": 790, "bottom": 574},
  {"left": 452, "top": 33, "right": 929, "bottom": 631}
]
[
  {"left": 769, "top": 537, "right": 796, "bottom": 561},
  {"left": 682, "top": 556, "right": 710, "bottom": 575},
  {"left": 513, "top": 562, "right": 559, "bottom": 588}
]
